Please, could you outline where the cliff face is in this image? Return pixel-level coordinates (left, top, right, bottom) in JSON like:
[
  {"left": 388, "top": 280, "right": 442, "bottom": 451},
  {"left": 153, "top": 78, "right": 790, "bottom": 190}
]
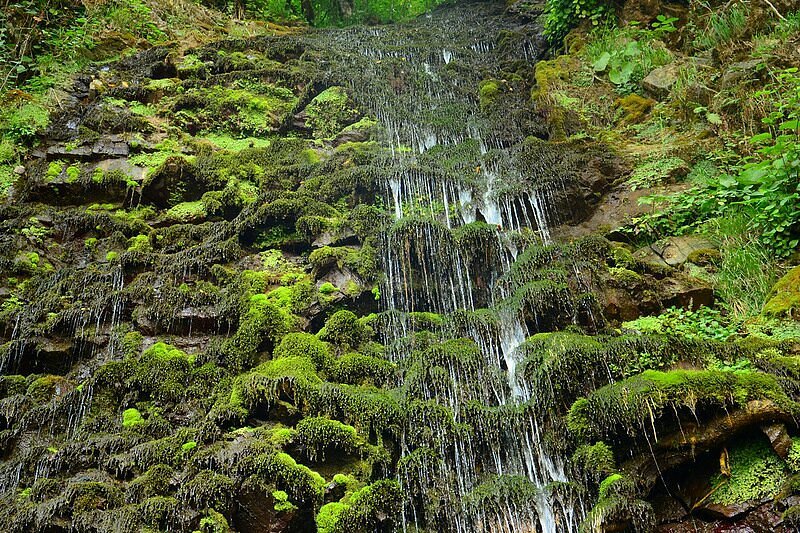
[{"left": 1, "top": 0, "right": 800, "bottom": 531}]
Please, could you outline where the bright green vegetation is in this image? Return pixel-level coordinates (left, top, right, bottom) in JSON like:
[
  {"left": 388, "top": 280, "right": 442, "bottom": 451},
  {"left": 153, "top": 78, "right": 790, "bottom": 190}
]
[{"left": 710, "top": 436, "right": 789, "bottom": 505}]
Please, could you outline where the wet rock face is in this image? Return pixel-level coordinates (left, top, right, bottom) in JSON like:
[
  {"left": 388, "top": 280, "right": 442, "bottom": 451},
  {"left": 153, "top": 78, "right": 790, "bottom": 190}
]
[{"left": 2, "top": 2, "right": 799, "bottom": 533}]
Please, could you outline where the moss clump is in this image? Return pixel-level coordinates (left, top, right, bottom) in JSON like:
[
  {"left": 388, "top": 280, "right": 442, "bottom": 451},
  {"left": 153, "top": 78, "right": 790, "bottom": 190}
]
[
  {"left": 126, "top": 464, "right": 174, "bottom": 502},
  {"left": 295, "top": 416, "right": 361, "bottom": 462},
  {"left": 26, "top": 375, "right": 72, "bottom": 403},
  {"left": 478, "top": 79, "right": 502, "bottom": 110},
  {"left": 532, "top": 55, "right": 575, "bottom": 100},
  {"left": 240, "top": 451, "right": 326, "bottom": 504},
  {"left": 177, "top": 470, "right": 235, "bottom": 512},
  {"left": 317, "top": 501, "right": 347, "bottom": 533},
  {"left": 329, "top": 352, "right": 396, "bottom": 386},
  {"left": 173, "top": 84, "right": 298, "bottom": 136},
  {"left": 222, "top": 293, "right": 293, "bottom": 370},
  {"left": 614, "top": 94, "right": 654, "bottom": 125},
  {"left": 237, "top": 356, "right": 322, "bottom": 410},
  {"left": 126, "top": 234, "right": 152, "bottom": 253},
  {"left": 463, "top": 475, "right": 540, "bottom": 518},
  {"left": 273, "top": 332, "right": 332, "bottom": 371},
  {"left": 608, "top": 266, "right": 641, "bottom": 285},
  {"left": 321, "top": 480, "right": 403, "bottom": 532},
  {"left": 165, "top": 201, "right": 206, "bottom": 223},
  {"left": 710, "top": 436, "right": 789, "bottom": 505},
  {"left": 319, "top": 281, "right": 338, "bottom": 296},
  {"left": 572, "top": 441, "right": 616, "bottom": 479},
  {"left": 272, "top": 489, "right": 296, "bottom": 512},
  {"left": 567, "top": 369, "right": 797, "bottom": 442},
  {"left": 582, "top": 474, "right": 654, "bottom": 533},
  {"left": 304, "top": 87, "right": 358, "bottom": 139},
  {"left": 318, "top": 310, "right": 371, "bottom": 350},
  {"left": 122, "top": 408, "right": 145, "bottom": 428},
  {"left": 763, "top": 266, "right": 800, "bottom": 319}
]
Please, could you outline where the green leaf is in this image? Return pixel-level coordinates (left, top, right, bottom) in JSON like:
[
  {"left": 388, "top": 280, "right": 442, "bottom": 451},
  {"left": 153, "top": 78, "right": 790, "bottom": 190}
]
[
  {"left": 706, "top": 113, "right": 722, "bottom": 125},
  {"left": 624, "top": 41, "right": 640, "bottom": 56},
  {"left": 737, "top": 166, "right": 768, "bottom": 186},
  {"left": 750, "top": 132, "right": 772, "bottom": 144},
  {"left": 593, "top": 52, "right": 611, "bottom": 72},
  {"left": 718, "top": 174, "right": 738, "bottom": 188}
]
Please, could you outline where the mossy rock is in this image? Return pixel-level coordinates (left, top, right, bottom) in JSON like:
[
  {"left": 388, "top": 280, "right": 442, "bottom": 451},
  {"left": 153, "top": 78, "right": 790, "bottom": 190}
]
[
  {"left": 614, "top": 94, "right": 655, "bottom": 125},
  {"left": 531, "top": 55, "right": 577, "bottom": 100},
  {"left": 304, "top": 87, "right": 359, "bottom": 139},
  {"left": 763, "top": 266, "right": 800, "bottom": 319}
]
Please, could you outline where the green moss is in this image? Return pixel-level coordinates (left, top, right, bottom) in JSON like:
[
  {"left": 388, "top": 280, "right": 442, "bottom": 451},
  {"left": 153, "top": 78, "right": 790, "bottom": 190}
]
[
  {"left": 27, "top": 375, "right": 72, "bottom": 403},
  {"left": 201, "top": 133, "right": 271, "bottom": 151},
  {"left": 568, "top": 368, "right": 798, "bottom": 442},
  {"left": 305, "top": 86, "right": 358, "bottom": 139},
  {"left": 319, "top": 282, "right": 337, "bottom": 295},
  {"left": 598, "top": 473, "right": 622, "bottom": 499},
  {"left": 763, "top": 265, "right": 800, "bottom": 318},
  {"left": 270, "top": 427, "right": 296, "bottom": 447},
  {"left": 463, "top": 474, "right": 540, "bottom": 518},
  {"left": 615, "top": 94, "right": 654, "bottom": 125},
  {"left": 221, "top": 292, "right": 293, "bottom": 370},
  {"left": 178, "top": 470, "right": 235, "bottom": 511},
  {"left": 318, "top": 310, "right": 371, "bottom": 350},
  {"left": 127, "top": 234, "right": 152, "bottom": 253},
  {"left": 582, "top": 473, "right": 654, "bottom": 532},
  {"left": 329, "top": 352, "right": 396, "bottom": 386},
  {"left": 165, "top": 201, "right": 206, "bottom": 223},
  {"left": 308, "top": 245, "right": 378, "bottom": 282},
  {"left": 274, "top": 332, "right": 332, "bottom": 371},
  {"left": 272, "top": 489, "right": 297, "bottom": 512},
  {"left": 340, "top": 480, "right": 403, "bottom": 530},
  {"left": 123, "top": 408, "right": 145, "bottom": 428},
  {"left": 65, "top": 165, "right": 81, "bottom": 183},
  {"left": 144, "top": 342, "right": 196, "bottom": 364},
  {"left": 317, "top": 501, "right": 347, "bottom": 533},
  {"left": 198, "top": 508, "right": 230, "bottom": 532},
  {"left": 174, "top": 84, "right": 297, "bottom": 136},
  {"left": 478, "top": 79, "right": 502, "bottom": 110},
  {"left": 177, "top": 54, "right": 205, "bottom": 76},
  {"left": 127, "top": 464, "right": 174, "bottom": 502},
  {"left": 270, "top": 451, "right": 326, "bottom": 500},
  {"left": 710, "top": 436, "right": 789, "bottom": 505},
  {"left": 572, "top": 442, "right": 616, "bottom": 478},
  {"left": 608, "top": 266, "right": 641, "bottom": 285},
  {"left": 295, "top": 416, "right": 361, "bottom": 462},
  {"left": 45, "top": 161, "right": 63, "bottom": 181}
]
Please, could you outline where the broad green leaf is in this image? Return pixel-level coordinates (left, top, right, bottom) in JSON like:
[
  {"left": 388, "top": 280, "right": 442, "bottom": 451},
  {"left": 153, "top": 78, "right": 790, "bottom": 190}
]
[
  {"left": 749, "top": 132, "right": 772, "bottom": 144},
  {"left": 593, "top": 52, "right": 611, "bottom": 72}
]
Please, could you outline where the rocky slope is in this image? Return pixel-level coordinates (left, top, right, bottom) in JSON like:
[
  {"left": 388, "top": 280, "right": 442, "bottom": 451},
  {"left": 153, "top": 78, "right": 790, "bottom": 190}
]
[{"left": 1, "top": 0, "right": 800, "bottom": 532}]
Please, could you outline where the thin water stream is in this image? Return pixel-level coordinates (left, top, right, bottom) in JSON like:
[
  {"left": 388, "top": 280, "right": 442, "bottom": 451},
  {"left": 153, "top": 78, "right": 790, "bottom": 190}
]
[{"left": 319, "top": 2, "right": 584, "bottom": 530}]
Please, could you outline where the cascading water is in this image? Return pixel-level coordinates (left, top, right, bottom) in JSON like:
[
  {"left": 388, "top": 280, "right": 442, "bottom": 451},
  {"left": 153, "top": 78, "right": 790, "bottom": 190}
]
[{"left": 321, "top": 2, "right": 585, "bottom": 531}]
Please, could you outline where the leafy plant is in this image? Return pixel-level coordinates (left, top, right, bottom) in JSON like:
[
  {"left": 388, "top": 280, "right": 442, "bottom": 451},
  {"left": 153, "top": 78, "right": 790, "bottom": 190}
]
[
  {"left": 632, "top": 69, "right": 800, "bottom": 257},
  {"left": 544, "top": 0, "right": 610, "bottom": 43},
  {"left": 622, "top": 306, "right": 738, "bottom": 341},
  {"left": 585, "top": 20, "right": 674, "bottom": 92}
]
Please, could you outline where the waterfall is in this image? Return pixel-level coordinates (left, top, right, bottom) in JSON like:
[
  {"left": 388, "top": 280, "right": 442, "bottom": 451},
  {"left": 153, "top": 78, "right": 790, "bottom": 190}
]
[{"left": 322, "top": 3, "right": 585, "bottom": 530}]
